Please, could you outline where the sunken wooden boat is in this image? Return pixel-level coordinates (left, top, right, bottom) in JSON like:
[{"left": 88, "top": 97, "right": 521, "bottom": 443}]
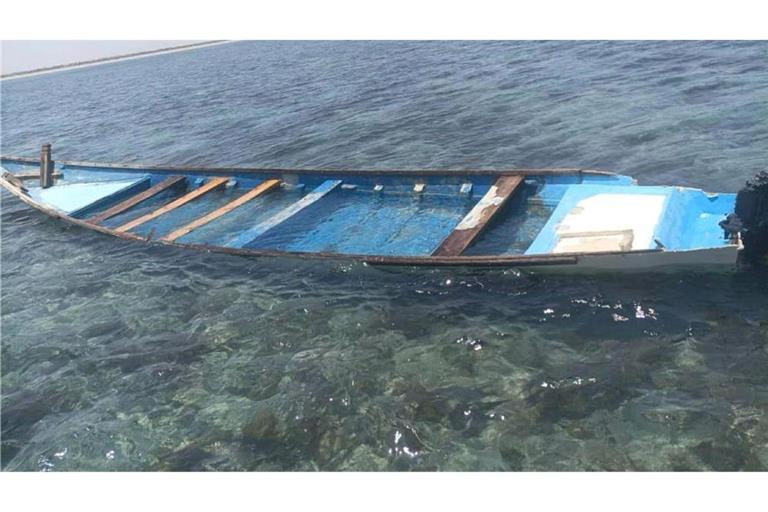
[{"left": 2, "top": 146, "right": 763, "bottom": 271}]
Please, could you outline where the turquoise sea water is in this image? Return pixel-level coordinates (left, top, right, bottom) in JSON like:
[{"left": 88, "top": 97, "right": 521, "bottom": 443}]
[{"left": 2, "top": 41, "right": 768, "bottom": 471}]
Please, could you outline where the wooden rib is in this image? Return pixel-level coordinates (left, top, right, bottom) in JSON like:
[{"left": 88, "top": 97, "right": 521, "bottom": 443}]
[
  {"left": 160, "top": 179, "right": 281, "bottom": 242},
  {"left": 115, "top": 177, "right": 229, "bottom": 233},
  {"left": 88, "top": 175, "right": 186, "bottom": 224},
  {"left": 15, "top": 171, "right": 63, "bottom": 180},
  {"left": 432, "top": 175, "right": 524, "bottom": 257}
]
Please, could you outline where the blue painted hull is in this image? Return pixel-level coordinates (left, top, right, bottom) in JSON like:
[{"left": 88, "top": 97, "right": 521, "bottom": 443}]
[{"left": 0, "top": 155, "right": 742, "bottom": 269}]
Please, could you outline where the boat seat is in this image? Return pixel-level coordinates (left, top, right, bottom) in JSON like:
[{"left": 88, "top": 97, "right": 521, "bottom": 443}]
[
  {"left": 526, "top": 186, "right": 671, "bottom": 255},
  {"left": 553, "top": 229, "right": 634, "bottom": 254},
  {"left": 29, "top": 176, "right": 150, "bottom": 215}
]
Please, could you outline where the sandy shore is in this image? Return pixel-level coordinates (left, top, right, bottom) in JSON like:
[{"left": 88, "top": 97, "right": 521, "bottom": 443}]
[{"left": 1, "top": 40, "right": 235, "bottom": 82}]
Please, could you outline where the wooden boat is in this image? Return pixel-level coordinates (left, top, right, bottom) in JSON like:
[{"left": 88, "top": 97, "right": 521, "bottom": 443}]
[{"left": 2, "top": 146, "right": 763, "bottom": 271}]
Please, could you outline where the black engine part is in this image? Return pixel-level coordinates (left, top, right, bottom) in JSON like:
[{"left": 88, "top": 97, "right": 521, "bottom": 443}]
[{"left": 734, "top": 170, "right": 768, "bottom": 266}]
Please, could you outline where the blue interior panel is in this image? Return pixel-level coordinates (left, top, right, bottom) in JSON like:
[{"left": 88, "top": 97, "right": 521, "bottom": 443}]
[{"left": 244, "top": 190, "right": 477, "bottom": 256}]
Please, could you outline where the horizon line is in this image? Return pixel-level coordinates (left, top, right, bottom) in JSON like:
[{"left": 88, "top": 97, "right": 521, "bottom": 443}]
[{"left": 1, "top": 40, "right": 234, "bottom": 81}]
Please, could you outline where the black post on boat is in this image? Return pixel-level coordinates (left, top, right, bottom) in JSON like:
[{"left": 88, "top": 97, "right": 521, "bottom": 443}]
[{"left": 40, "top": 143, "right": 54, "bottom": 188}]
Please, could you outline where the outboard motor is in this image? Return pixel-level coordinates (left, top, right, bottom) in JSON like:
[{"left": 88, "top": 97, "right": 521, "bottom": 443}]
[{"left": 728, "top": 171, "right": 768, "bottom": 266}]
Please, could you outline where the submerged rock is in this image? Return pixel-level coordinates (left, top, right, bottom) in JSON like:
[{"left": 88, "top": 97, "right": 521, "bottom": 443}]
[
  {"left": 527, "top": 363, "right": 645, "bottom": 422},
  {"left": 337, "top": 444, "right": 389, "bottom": 471},
  {"left": 242, "top": 409, "right": 282, "bottom": 443},
  {"left": 497, "top": 432, "right": 526, "bottom": 470},
  {"left": 448, "top": 402, "right": 495, "bottom": 437},
  {"left": 691, "top": 434, "right": 764, "bottom": 471},
  {"left": 400, "top": 383, "right": 450, "bottom": 423},
  {"left": 78, "top": 319, "right": 131, "bottom": 340},
  {"left": 157, "top": 443, "right": 213, "bottom": 471},
  {"left": 311, "top": 422, "right": 356, "bottom": 469}
]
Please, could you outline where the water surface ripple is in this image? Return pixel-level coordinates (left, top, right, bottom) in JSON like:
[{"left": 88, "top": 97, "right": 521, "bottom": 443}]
[{"left": 2, "top": 41, "right": 768, "bottom": 471}]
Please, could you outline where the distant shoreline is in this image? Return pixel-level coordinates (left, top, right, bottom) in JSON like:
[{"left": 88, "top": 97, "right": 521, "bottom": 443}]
[{"left": 1, "top": 41, "right": 234, "bottom": 81}]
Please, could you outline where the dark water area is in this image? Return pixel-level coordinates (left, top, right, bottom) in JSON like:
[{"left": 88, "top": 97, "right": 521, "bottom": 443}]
[{"left": 2, "top": 41, "right": 768, "bottom": 471}]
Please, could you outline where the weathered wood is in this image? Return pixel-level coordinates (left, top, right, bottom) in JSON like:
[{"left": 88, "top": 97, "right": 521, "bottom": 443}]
[
  {"left": 1, "top": 171, "right": 27, "bottom": 192},
  {"left": 225, "top": 179, "right": 342, "bottom": 248},
  {"left": 160, "top": 179, "right": 281, "bottom": 242},
  {"left": 88, "top": 176, "right": 186, "bottom": 224},
  {"left": 190, "top": 243, "right": 581, "bottom": 267},
  {"left": 361, "top": 253, "right": 579, "bottom": 267},
  {"left": 15, "top": 171, "right": 63, "bottom": 180},
  {"left": 0, "top": 155, "right": 615, "bottom": 178},
  {"left": 115, "top": 177, "right": 228, "bottom": 233},
  {"left": 40, "top": 144, "right": 54, "bottom": 188},
  {"left": 432, "top": 175, "right": 524, "bottom": 257}
]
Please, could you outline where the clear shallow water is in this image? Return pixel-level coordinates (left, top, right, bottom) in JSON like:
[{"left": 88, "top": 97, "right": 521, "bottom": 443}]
[{"left": 2, "top": 41, "right": 768, "bottom": 471}]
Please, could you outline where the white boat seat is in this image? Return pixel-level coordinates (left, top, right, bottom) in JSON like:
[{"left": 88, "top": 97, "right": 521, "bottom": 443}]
[
  {"left": 553, "top": 229, "right": 634, "bottom": 253},
  {"left": 551, "top": 192, "right": 667, "bottom": 253}
]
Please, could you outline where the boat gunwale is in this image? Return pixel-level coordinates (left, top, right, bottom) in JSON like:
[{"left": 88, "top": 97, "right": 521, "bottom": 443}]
[{"left": 0, "top": 155, "right": 617, "bottom": 178}]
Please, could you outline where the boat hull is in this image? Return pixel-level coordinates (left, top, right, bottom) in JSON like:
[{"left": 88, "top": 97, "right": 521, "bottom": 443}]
[{"left": 0, "top": 155, "right": 742, "bottom": 271}]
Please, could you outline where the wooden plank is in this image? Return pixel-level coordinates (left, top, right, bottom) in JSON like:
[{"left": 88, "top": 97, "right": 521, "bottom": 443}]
[
  {"left": 432, "top": 175, "right": 524, "bottom": 257},
  {"left": 0, "top": 155, "right": 617, "bottom": 178},
  {"left": 160, "top": 179, "right": 281, "bottom": 242},
  {"left": 115, "top": 177, "right": 229, "bottom": 233},
  {"left": 1, "top": 171, "right": 28, "bottom": 192},
  {"left": 88, "top": 176, "right": 186, "bottom": 224},
  {"left": 15, "top": 171, "right": 63, "bottom": 180},
  {"left": 225, "top": 179, "right": 342, "bottom": 248}
]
